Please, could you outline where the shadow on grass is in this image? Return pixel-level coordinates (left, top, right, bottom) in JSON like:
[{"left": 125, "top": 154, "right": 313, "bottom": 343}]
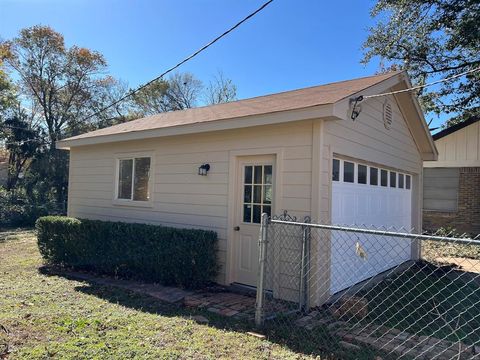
[{"left": 39, "top": 266, "right": 393, "bottom": 360}]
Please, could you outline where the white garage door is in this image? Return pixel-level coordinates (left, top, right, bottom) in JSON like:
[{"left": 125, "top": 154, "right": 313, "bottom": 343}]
[{"left": 330, "top": 158, "right": 412, "bottom": 294}]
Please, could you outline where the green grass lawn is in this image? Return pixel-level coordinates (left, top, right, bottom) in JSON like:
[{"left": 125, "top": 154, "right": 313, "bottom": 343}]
[{"left": 1, "top": 229, "right": 390, "bottom": 360}]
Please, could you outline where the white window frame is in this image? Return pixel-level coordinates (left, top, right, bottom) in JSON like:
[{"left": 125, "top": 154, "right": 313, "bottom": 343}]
[
  {"left": 332, "top": 157, "right": 412, "bottom": 192},
  {"left": 113, "top": 151, "right": 154, "bottom": 207}
]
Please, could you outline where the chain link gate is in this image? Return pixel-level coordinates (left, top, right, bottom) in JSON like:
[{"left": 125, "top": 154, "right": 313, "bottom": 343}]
[{"left": 254, "top": 211, "right": 480, "bottom": 359}]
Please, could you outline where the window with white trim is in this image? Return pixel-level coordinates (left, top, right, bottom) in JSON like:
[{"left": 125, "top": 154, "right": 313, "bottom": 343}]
[
  {"left": 331, "top": 158, "right": 412, "bottom": 191},
  {"left": 117, "top": 157, "right": 151, "bottom": 201}
]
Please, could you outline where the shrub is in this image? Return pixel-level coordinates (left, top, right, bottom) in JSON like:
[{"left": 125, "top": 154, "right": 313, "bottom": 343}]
[
  {"left": 36, "top": 216, "right": 219, "bottom": 289},
  {"left": 0, "top": 188, "right": 64, "bottom": 228}
]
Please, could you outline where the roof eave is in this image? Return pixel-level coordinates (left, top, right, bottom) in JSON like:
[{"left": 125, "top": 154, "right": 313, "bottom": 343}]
[{"left": 56, "top": 103, "right": 336, "bottom": 150}]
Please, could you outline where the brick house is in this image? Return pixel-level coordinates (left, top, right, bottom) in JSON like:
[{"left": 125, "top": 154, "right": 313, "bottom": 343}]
[{"left": 423, "top": 118, "right": 480, "bottom": 235}]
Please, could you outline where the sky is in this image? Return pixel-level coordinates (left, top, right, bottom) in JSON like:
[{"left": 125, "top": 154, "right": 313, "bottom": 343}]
[{"left": 0, "top": 0, "right": 446, "bottom": 129}]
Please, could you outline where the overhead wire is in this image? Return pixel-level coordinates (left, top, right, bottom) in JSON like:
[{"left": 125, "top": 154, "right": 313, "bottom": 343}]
[
  {"left": 362, "top": 66, "right": 480, "bottom": 99},
  {"left": 78, "top": 0, "right": 274, "bottom": 123}
]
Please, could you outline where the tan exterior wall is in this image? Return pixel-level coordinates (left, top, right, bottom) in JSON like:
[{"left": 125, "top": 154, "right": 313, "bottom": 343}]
[
  {"left": 67, "top": 120, "right": 314, "bottom": 285},
  {"left": 424, "top": 120, "right": 480, "bottom": 168},
  {"left": 322, "top": 94, "right": 423, "bottom": 230},
  {"left": 67, "top": 97, "right": 425, "bottom": 297}
]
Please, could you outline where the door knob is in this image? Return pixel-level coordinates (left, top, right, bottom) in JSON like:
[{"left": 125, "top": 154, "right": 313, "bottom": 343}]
[{"left": 233, "top": 226, "right": 240, "bottom": 231}]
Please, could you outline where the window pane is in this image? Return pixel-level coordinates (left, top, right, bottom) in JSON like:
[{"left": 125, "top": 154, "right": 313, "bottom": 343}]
[
  {"left": 263, "top": 185, "right": 272, "bottom": 204},
  {"left": 133, "top": 157, "right": 151, "bottom": 201},
  {"left": 406, "top": 175, "right": 411, "bottom": 189},
  {"left": 344, "top": 161, "right": 354, "bottom": 183},
  {"left": 118, "top": 159, "right": 133, "bottom": 199},
  {"left": 244, "top": 186, "right": 252, "bottom": 203},
  {"left": 370, "top": 167, "right": 378, "bottom": 185},
  {"left": 332, "top": 159, "right": 340, "bottom": 181},
  {"left": 390, "top": 171, "right": 396, "bottom": 188},
  {"left": 381, "top": 169, "right": 388, "bottom": 187},
  {"left": 252, "top": 205, "right": 261, "bottom": 223},
  {"left": 253, "top": 185, "right": 262, "bottom": 203},
  {"left": 244, "top": 166, "right": 252, "bottom": 184},
  {"left": 358, "top": 164, "right": 367, "bottom": 184},
  {"left": 264, "top": 165, "right": 272, "bottom": 184},
  {"left": 243, "top": 204, "right": 252, "bottom": 223},
  {"left": 398, "top": 173, "right": 404, "bottom": 189},
  {"left": 254, "top": 166, "right": 262, "bottom": 184},
  {"left": 262, "top": 205, "right": 271, "bottom": 218}
]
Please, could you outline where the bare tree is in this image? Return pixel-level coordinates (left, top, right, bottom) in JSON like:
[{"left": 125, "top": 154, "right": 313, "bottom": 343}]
[
  {"left": 166, "top": 72, "right": 203, "bottom": 110},
  {"left": 204, "top": 71, "right": 237, "bottom": 105}
]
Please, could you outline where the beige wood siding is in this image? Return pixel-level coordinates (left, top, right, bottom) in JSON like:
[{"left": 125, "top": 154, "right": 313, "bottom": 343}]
[
  {"left": 68, "top": 120, "right": 314, "bottom": 284},
  {"left": 425, "top": 121, "right": 480, "bottom": 168},
  {"left": 321, "top": 94, "right": 423, "bottom": 230}
]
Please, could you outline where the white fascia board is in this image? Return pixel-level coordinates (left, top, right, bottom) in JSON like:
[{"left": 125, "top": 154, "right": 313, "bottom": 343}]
[{"left": 56, "top": 104, "right": 335, "bottom": 150}]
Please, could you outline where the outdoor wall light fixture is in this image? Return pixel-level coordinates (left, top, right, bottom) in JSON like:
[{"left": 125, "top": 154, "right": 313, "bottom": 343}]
[{"left": 198, "top": 163, "right": 210, "bottom": 176}]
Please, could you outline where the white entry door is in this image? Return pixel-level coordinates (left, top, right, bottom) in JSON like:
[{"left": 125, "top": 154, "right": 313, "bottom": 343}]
[
  {"left": 330, "top": 158, "right": 413, "bottom": 294},
  {"left": 233, "top": 156, "right": 274, "bottom": 287}
]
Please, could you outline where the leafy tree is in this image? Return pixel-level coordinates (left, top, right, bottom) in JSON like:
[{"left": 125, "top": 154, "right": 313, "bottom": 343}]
[
  {"left": 131, "top": 79, "right": 171, "bottom": 116},
  {"left": 0, "top": 25, "right": 128, "bottom": 204},
  {"left": 204, "top": 71, "right": 237, "bottom": 105},
  {"left": 363, "top": 0, "right": 480, "bottom": 125},
  {"left": 0, "top": 114, "right": 42, "bottom": 190}
]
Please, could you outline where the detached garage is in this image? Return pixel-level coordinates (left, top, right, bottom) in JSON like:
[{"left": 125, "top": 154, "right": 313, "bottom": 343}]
[{"left": 56, "top": 71, "right": 437, "bottom": 303}]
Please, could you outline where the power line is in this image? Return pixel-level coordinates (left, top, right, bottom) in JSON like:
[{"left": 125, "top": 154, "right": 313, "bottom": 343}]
[
  {"left": 80, "top": 0, "right": 274, "bottom": 123},
  {"left": 362, "top": 66, "right": 480, "bottom": 99},
  {"left": 350, "top": 65, "right": 480, "bottom": 120}
]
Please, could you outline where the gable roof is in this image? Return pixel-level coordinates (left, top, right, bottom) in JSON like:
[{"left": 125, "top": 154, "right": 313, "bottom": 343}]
[
  {"left": 57, "top": 71, "right": 400, "bottom": 147},
  {"left": 433, "top": 117, "right": 480, "bottom": 141}
]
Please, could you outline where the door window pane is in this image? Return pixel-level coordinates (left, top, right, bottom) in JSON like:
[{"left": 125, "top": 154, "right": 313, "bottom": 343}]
[
  {"left": 263, "top": 185, "right": 272, "bottom": 204},
  {"left": 243, "top": 205, "right": 252, "bottom": 222},
  {"left": 244, "top": 186, "right": 252, "bottom": 202},
  {"left": 390, "top": 171, "right": 396, "bottom": 188},
  {"left": 344, "top": 161, "right": 354, "bottom": 183},
  {"left": 381, "top": 169, "right": 388, "bottom": 187},
  {"left": 406, "top": 175, "right": 411, "bottom": 189},
  {"left": 398, "top": 173, "right": 404, "bottom": 189},
  {"left": 370, "top": 167, "right": 378, "bottom": 185},
  {"left": 254, "top": 166, "right": 262, "bottom": 184},
  {"left": 118, "top": 159, "right": 133, "bottom": 199},
  {"left": 252, "top": 205, "right": 261, "bottom": 223},
  {"left": 264, "top": 165, "right": 272, "bottom": 184},
  {"left": 133, "top": 157, "right": 151, "bottom": 201},
  {"left": 244, "top": 166, "right": 252, "bottom": 184},
  {"left": 262, "top": 205, "right": 271, "bottom": 218},
  {"left": 253, "top": 185, "right": 262, "bottom": 203},
  {"left": 332, "top": 159, "right": 340, "bottom": 181},
  {"left": 358, "top": 164, "right": 367, "bottom": 184}
]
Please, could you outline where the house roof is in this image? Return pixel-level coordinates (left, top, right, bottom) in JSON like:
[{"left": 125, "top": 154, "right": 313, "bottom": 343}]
[
  {"left": 432, "top": 117, "right": 480, "bottom": 141},
  {"left": 58, "top": 71, "right": 401, "bottom": 146}
]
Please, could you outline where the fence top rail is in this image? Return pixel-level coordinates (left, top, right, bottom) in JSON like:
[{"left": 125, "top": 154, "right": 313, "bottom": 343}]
[{"left": 270, "top": 219, "right": 480, "bottom": 245}]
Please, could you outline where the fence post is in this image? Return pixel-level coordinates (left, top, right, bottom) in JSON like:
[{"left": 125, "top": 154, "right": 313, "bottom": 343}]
[
  {"left": 255, "top": 213, "right": 269, "bottom": 327},
  {"left": 299, "top": 216, "right": 311, "bottom": 312}
]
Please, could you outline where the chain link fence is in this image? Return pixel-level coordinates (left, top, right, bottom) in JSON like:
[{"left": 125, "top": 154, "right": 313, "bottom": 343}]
[{"left": 255, "top": 212, "right": 480, "bottom": 359}]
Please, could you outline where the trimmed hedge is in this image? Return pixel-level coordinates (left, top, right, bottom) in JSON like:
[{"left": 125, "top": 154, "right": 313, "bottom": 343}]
[{"left": 36, "top": 216, "right": 219, "bottom": 289}]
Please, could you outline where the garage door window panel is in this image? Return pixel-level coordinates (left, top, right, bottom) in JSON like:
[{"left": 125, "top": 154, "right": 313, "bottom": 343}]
[
  {"left": 390, "top": 171, "right": 396, "bottom": 188},
  {"left": 370, "top": 167, "right": 378, "bottom": 185},
  {"left": 358, "top": 164, "right": 367, "bottom": 184},
  {"left": 344, "top": 161, "right": 354, "bottom": 183}
]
